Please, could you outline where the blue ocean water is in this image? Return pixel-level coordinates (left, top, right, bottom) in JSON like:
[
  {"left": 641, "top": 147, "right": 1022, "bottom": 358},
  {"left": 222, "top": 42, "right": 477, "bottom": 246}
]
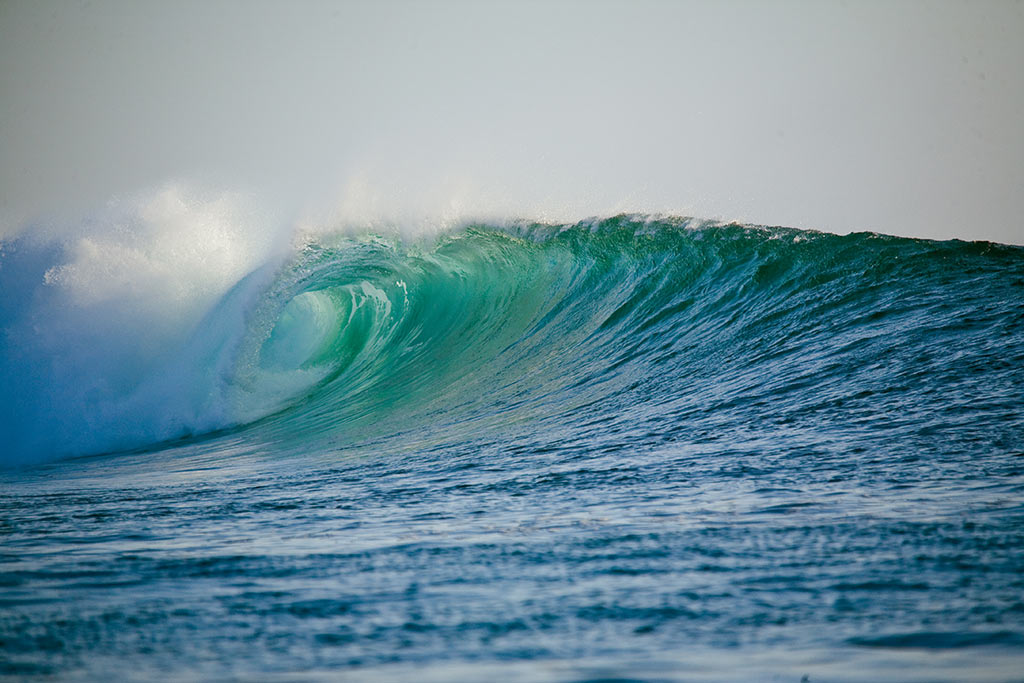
[{"left": 2, "top": 215, "right": 1023, "bottom": 681}]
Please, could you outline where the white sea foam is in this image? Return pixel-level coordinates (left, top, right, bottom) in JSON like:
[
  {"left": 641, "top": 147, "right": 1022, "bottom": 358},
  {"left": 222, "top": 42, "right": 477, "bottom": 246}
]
[{"left": 0, "top": 183, "right": 293, "bottom": 463}]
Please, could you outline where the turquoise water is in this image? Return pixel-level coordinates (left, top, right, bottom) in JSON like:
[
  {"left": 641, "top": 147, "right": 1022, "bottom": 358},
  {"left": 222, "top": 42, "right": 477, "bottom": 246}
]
[{"left": 2, "top": 217, "right": 1023, "bottom": 680}]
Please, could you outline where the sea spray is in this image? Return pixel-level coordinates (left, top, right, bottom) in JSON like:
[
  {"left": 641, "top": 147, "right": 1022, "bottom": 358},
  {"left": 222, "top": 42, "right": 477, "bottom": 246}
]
[{"left": 0, "top": 184, "right": 289, "bottom": 462}]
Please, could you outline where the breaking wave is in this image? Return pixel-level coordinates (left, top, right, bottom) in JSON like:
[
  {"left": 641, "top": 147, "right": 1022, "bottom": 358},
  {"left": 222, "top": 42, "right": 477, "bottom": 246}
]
[{"left": 2, "top": 195, "right": 1022, "bottom": 465}]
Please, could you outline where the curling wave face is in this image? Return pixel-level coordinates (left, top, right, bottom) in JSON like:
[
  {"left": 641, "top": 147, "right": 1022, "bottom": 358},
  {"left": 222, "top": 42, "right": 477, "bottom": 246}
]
[{"left": 2, "top": 213, "right": 1022, "bottom": 467}]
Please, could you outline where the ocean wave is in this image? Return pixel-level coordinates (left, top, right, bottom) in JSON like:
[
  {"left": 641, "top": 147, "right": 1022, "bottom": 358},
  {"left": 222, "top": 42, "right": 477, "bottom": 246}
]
[{"left": 2, "top": 206, "right": 1022, "bottom": 465}]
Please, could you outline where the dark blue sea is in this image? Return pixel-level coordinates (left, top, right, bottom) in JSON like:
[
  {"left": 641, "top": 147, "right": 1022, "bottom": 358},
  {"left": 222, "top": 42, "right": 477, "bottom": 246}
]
[{"left": 2, "top": 216, "right": 1023, "bottom": 681}]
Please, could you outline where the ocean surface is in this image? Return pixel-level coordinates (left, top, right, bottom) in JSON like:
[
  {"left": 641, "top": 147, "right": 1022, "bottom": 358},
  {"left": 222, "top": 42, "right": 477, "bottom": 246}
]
[{"left": 2, "top": 215, "right": 1023, "bottom": 681}]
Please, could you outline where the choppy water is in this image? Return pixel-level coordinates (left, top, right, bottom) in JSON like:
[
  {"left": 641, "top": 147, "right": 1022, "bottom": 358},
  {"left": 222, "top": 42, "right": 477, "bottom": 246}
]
[{"left": 2, "top": 216, "right": 1023, "bottom": 680}]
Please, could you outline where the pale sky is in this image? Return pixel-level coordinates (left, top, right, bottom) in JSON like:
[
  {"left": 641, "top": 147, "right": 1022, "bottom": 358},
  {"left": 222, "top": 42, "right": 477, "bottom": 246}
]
[{"left": 2, "top": 0, "right": 1023, "bottom": 244}]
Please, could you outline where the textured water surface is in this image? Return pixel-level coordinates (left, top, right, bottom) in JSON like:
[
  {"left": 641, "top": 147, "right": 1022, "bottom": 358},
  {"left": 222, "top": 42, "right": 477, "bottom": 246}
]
[{"left": 2, "top": 217, "right": 1023, "bottom": 680}]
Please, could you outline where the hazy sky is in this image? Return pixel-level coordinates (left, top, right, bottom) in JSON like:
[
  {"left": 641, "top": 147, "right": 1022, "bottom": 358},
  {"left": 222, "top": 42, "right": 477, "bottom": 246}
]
[{"left": 2, "top": 0, "right": 1022, "bottom": 243}]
